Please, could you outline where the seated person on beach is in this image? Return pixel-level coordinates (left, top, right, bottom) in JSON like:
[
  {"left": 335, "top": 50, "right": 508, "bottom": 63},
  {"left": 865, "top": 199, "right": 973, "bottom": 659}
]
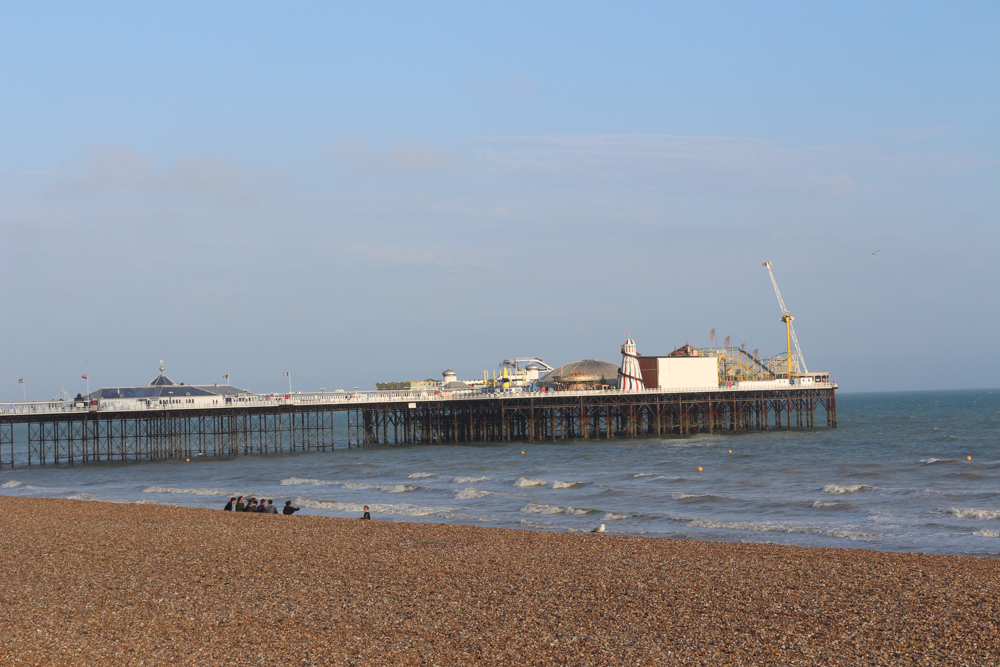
[
  {"left": 235, "top": 496, "right": 245, "bottom": 512},
  {"left": 282, "top": 501, "right": 300, "bottom": 515},
  {"left": 265, "top": 499, "right": 278, "bottom": 514},
  {"left": 359, "top": 505, "right": 371, "bottom": 520},
  {"left": 247, "top": 499, "right": 258, "bottom": 512},
  {"left": 224, "top": 497, "right": 235, "bottom": 511},
  {"left": 255, "top": 499, "right": 268, "bottom": 513}
]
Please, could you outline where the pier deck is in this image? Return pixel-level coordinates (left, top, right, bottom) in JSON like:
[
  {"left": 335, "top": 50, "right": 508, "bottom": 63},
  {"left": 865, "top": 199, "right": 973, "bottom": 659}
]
[{"left": 0, "top": 385, "right": 836, "bottom": 467}]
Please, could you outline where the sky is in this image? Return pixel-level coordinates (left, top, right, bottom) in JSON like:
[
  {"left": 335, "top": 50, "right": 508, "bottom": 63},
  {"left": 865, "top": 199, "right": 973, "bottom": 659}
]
[{"left": 1, "top": 1, "right": 998, "bottom": 399}]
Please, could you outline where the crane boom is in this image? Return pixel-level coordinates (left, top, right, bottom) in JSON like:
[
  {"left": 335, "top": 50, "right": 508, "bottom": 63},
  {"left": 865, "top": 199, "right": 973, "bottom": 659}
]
[{"left": 762, "top": 261, "right": 808, "bottom": 375}]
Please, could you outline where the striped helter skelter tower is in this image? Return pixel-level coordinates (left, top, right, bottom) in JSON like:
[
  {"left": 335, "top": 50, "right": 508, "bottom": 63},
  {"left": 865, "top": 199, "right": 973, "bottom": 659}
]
[{"left": 617, "top": 336, "right": 645, "bottom": 392}]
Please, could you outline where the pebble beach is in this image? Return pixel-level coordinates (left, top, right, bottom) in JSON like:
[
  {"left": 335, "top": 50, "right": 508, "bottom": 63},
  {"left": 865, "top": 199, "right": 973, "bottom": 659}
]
[{"left": 2, "top": 496, "right": 998, "bottom": 666}]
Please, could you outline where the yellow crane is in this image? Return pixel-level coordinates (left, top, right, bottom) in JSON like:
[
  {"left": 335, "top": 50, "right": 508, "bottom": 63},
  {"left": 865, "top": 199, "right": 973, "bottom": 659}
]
[{"left": 762, "top": 260, "right": 808, "bottom": 377}]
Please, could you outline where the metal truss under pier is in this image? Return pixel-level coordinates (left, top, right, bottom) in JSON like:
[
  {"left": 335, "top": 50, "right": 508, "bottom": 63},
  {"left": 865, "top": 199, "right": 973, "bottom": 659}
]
[
  {"left": 349, "top": 387, "right": 836, "bottom": 445},
  {"left": 1, "top": 388, "right": 835, "bottom": 466}
]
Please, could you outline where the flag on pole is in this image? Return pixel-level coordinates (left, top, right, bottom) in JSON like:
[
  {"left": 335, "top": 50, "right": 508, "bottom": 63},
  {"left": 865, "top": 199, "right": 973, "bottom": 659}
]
[
  {"left": 81, "top": 375, "right": 88, "bottom": 380},
  {"left": 282, "top": 372, "right": 290, "bottom": 376},
  {"left": 724, "top": 335, "right": 731, "bottom": 347},
  {"left": 223, "top": 374, "right": 228, "bottom": 379},
  {"left": 18, "top": 378, "right": 24, "bottom": 384},
  {"left": 709, "top": 328, "right": 716, "bottom": 342}
]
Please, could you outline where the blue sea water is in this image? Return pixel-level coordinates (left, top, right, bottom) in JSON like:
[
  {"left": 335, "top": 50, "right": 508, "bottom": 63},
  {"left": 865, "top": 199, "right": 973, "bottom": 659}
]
[{"left": 2, "top": 389, "right": 998, "bottom": 557}]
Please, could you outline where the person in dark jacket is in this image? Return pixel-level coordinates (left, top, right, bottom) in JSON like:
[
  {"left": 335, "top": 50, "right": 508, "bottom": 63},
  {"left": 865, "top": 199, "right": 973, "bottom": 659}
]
[
  {"left": 235, "top": 496, "right": 245, "bottom": 512},
  {"left": 282, "top": 500, "right": 300, "bottom": 515},
  {"left": 254, "top": 499, "right": 267, "bottom": 513},
  {"left": 223, "top": 497, "right": 235, "bottom": 511}
]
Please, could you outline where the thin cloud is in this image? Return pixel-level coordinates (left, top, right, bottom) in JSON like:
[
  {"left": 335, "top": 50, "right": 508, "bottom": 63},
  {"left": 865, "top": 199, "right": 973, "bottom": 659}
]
[
  {"left": 50, "top": 145, "right": 269, "bottom": 202},
  {"left": 325, "top": 139, "right": 457, "bottom": 172}
]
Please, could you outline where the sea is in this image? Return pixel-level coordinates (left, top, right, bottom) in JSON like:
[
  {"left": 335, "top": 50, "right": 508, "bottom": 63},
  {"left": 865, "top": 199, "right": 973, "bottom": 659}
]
[{"left": 2, "top": 389, "right": 998, "bottom": 558}]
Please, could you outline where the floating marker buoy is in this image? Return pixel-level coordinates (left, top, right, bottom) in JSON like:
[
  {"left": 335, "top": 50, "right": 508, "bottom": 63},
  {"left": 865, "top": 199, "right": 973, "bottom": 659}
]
[
  {"left": 967, "top": 456, "right": 972, "bottom": 461},
  {"left": 728, "top": 450, "right": 732, "bottom": 454},
  {"left": 186, "top": 458, "right": 190, "bottom": 462},
  {"left": 697, "top": 466, "right": 703, "bottom": 472},
  {"left": 521, "top": 451, "right": 525, "bottom": 455}
]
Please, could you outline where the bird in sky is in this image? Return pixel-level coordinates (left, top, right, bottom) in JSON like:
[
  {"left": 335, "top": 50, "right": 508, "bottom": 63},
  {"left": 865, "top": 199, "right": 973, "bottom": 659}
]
[{"left": 870, "top": 250, "right": 880, "bottom": 255}]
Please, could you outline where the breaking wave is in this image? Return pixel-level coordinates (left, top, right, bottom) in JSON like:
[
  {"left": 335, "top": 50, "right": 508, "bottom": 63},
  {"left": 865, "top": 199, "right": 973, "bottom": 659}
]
[
  {"left": 341, "top": 481, "right": 419, "bottom": 493},
  {"left": 280, "top": 476, "right": 334, "bottom": 486},
  {"left": 919, "top": 458, "right": 955, "bottom": 465},
  {"left": 514, "top": 477, "right": 547, "bottom": 488},
  {"left": 295, "top": 497, "right": 443, "bottom": 517},
  {"left": 811, "top": 501, "right": 841, "bottom": 508},
  {"left": 946, "top": 508, "right": 1000, "bottom": 520},
  {"left": 408, "top": 472, "right": 437, "bottom": 479},
  {"left": 974, "top": 530, "right": 1000, "bottom": 538},
  {"left": 520, "top": 501, "right": 595, "bottom": 516},
  {"left": 602, "top": 512, "right": 631, "bottom": 520},
  {"left": 454, "top": 488, "right": 492, "bottom": 500},
  {"left": 552, "top": 481, "right": 585, "bottom": 490},
  {"left": 142, "top": 486, "right": 233, "bottom": 497},
  {"left": 1, "top": 480, "right": 25, "bottom": 488},
  {"left": 823, "top": 484, "right": 871, "bottom": 495},
  {"left": 454, "top": 476, "right": 490, "bottom": 484}
]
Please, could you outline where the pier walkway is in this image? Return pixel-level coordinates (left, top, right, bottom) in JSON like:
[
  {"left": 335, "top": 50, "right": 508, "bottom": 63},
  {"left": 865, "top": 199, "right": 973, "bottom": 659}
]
[{"left": 0, "top": 383, "right": 837, "bottom": 467}]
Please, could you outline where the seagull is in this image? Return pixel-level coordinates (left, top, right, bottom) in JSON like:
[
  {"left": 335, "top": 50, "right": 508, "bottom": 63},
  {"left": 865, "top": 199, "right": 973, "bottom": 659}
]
[
  {"left": 870, "top": 250, "right": 880, "bottom": 255},
  {"left": 591, "top": 524, "right": 606, "bottom": 533}
]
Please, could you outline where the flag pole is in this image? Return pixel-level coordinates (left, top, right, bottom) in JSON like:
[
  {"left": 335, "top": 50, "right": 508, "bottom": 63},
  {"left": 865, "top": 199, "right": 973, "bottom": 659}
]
[
  {"left": 288, "top": 372, "right": 292, "bottom": 394},
  {"left": 22, "top": 379, "right": 26, "bottom": 401}
]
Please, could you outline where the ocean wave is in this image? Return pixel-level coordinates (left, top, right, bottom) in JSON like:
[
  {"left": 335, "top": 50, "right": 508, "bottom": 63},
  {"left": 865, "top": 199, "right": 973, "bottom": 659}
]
[
  {"left": 454, "top": 488, "right": 492, "bottom": 500},
  {"left": 514, "top": 477, "right": 547, "bottom": 488},
  {"left": 602, "top": 512, "right": 631, "bottom": 520},
  {"left": 684, "top": 518, "right": 799, "bottom": 533},
  {"left": 811, "top": 501, "right": 841, "bottom": 508},
  {"left": 552, "top": 481, "right": 585, "bottom": 490},
  {"left": 671, "top": 493, "right": 724, "bottom": 501},
  {"left": 296, "top": 497, "right": 443, "bottom": 517},
  {"left": 341, "top": 481, "right": 419, "bottom": 493},
  {"left": 919, "top": 458, "right": 956, "bottom": 465},
  {"left": 280, "top": 476, "right": 335, "bottom": 486},
  {"left": 520, "top": 501, "right": 595, "bottom": 516},
  {"left": 67, "top": 493, "right": 98, "bottom": 501},
  {"left": 946, "top": 508, "right": 1000, "bottom": 520},
  {"left": 142, "top": 486, "right": 233, "bottom": 497},
  {"left": 631, "top": 473, "right": 657, "bottom": 478},
  {"left": 823, "top": 484, "right": 871, "bottom": 495},
  {"left": 408, "top": 472, "right": 438, "bottom": 479},
  {"left": 454, "top": 476, "right": 490, "bottom": 484},
  {"left": 974, "top": 530, "right": 1000, "bottom": 538},
  {"left": 1, "top": 480, "right": 25, "bottom": 488}
]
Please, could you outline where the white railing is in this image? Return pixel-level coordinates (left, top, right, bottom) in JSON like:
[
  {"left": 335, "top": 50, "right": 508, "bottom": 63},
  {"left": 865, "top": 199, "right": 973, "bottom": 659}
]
[{"left": 0, "top": 379, "right": 836, "bottom": 417}]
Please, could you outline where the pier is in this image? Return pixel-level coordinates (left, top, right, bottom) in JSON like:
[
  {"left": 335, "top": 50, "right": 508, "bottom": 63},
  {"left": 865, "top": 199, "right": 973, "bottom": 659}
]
[{"left": 0, "top": 384, "right": 836, "bottom": 467}]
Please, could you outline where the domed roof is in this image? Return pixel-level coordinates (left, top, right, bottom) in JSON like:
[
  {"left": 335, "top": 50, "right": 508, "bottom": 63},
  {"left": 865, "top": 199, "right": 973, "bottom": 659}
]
[{"left": 540, "top": 359, "right": 620, "bottom": 384}]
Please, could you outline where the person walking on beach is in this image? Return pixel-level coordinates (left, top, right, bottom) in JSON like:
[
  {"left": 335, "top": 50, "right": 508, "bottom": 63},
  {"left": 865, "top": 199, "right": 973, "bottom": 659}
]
[
  {"left": 265, "top": 500, "right": 278, "bottom": 514},
  {"left": 224, "top": 497, "right": 235, "bottom": 511},
  {"left": 235, "top": 496, "right": 245, "bottom": 512},
  {"left": 283, "top": 501, "right": 299, "bottom": 515},
  {"left": 359, "top": 505, "right": 371, "bottom": 520}
]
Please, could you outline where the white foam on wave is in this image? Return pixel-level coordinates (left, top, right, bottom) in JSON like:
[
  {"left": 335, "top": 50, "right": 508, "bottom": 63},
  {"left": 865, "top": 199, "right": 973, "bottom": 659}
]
[
  {"left": 946, "top": 508, "right": 1000, "bottom": 520},
  {"left": 295, "top": 496, "right": 444, "bottom": 517},
  {"left": 919, "top": 458, "right": 955, "bottom": 465},
  {"left": 974, "top": 530, "right": 1000, "bottom": 538},
  {"left": 520, "top": 501, "right": 594, "bottom": 516},
  {"left": 823, "top": 484, "right": 871, "bottom": 495},
  {"left": 552, "top": 481, "right": 584, "bottom": 490},
  {"left": 280, "top": 476, "right": 335, "bottom": 486},
  {"left": 454, "top": 488, "right": 492, "bottom": 500},
  {"left": 672, "top": 493, "right": 713, "bottom": 500},
  {"left": 341, "top": 481, "right": 419, "bottom": 493},
  {"left": 454, "top": 476, "right": 490, "bottom": 484},
  {"left": 631, "top": 473, "right": 657, "bottom": 478},
  {"left": 408, "top": 472, "right": 438, "bottom": 479},
  {"left": 142, "top": 486, "right": 233, "bottom": 497},
  {"left": 67, "top": 493, "right": 98, "bottom": 501},
  {"left": 811, "top": 501, "right": 841, "bottom": 508},
  {"left": 685, "top": 518, "right": 799, "bottom": 533},
  {"left": 602, "top": 512, "right": 630, "bottom": 520},
  {"left": 514, "top": 477, "right": 547, "bottom": 488},
  {"left": 1, "top": 480, "right": 25, "bottom": 488}
]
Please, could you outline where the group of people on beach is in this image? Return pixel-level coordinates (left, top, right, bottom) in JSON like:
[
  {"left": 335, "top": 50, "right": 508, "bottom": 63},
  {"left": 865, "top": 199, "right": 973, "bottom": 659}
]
[
  {"left": 223, "top": 496, "right": 300, "bottom": 515},
  {"left": 222, "top": 496, "right": 373, "bottom": 519}
]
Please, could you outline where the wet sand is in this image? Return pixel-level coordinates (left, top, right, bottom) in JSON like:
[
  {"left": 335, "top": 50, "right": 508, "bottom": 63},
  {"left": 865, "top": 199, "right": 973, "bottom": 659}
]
[{"left": 1, "top": 496, "right": 997, "bottom": 665}]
